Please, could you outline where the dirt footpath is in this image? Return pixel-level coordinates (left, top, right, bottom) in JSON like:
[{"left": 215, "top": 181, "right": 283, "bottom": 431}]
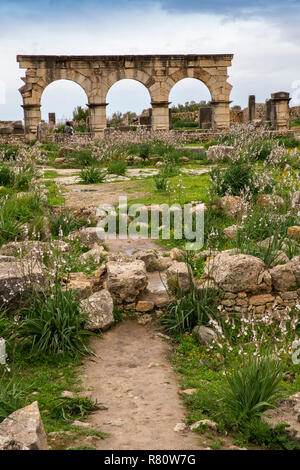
[{"left": 83, "top": 320, "right": 204, "bottom": 450}]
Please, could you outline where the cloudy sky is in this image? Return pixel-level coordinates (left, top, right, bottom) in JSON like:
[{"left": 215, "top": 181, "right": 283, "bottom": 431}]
[{"left": 0, "top": 0, "right": 300, "bottom": 122}]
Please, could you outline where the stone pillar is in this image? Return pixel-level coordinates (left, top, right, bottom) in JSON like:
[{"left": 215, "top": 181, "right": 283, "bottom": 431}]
[
  {"left": 248, "top": 95, "right": 256, "bottom": 121},
  {"left": 199, "top": 107, "right": 212, "bottom": 129},
  {"left": 37, "top": 122, "right": 48, "bottom": 143},
  {"left": 88, "top": 103, "right": 107, "bottom": 139},
  {"left": 48, "top": 113, "right": 56, "bottom": 128},
  {"left": 271, "top": 92, "right": 291, "bottom": 131},
  {"left": 151, "top": 101, "right": 170, "bottom": 131},
  {"left": 211, "top": 100, "right": 231, "bottom": 131},
  {"left": 265, "top": 99, "right": 272, "bottom": 127},
  {"left": 22, "top": 104, "right": 41, "bottom": 141}
]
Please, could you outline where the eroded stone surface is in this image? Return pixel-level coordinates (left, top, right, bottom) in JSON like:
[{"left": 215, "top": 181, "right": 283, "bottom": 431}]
[
  {"left": 0, "top": 402, "right": 48, "bottom": 450},
  {"left": 106, "top": 260, "right": 148, "bottom": 304},
  {"left": 79, "top": 289, "right": 114, "bottom": 331}
]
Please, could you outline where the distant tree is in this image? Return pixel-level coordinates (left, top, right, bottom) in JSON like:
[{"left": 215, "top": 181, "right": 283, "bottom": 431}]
[
  {"left": 231, "top": 105, "right": 242, "bottom": 110},
  {"left": 73, "top": 106, "right": 89, "bottom": 121},
  {"left": 171, "top": 100, "right": 209, "bottom": 113}
]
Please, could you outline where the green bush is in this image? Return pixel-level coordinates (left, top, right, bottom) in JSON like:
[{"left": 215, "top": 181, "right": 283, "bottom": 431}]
[
  {"left": 159, "top": 161, "right": 180, "bottom": 178},
  {"left": 0, "top": 163, "right": 37, "bottom": 191},
  {"left": 107, "top": 158, "right": 127, "bottom": 176},
  {"left": 172, "top": 120, "right": 199, "bottom": 129},
  {"left": 0, "top": 165, "right": 14, "bottom": 187},
  {"left": 241, "top": 418, "right": 300, "bottom": 450},
  {"left": 222, "top": 354, "right": 284, "bottom": 424},
  {"left": 74, "top": 150, "right": 96, "bottom": 167},
  {"left": 79, "top": 167, "right": 107, "bottom": 184},
  {"left": 275, "top": 135, "right": 299, "bottom": 148},
  {"left": 0, "top": 145, "right": 20, "bottom": 161},
  {"left": 154, "top": 175, "right": 168, "bottom": 191},
  {"left": 210, "top": 161, "right": 255, "bottom": 196},
  {"left": 18, "top": 287, "right": 92, "bottom": 357},
  {"left": 254, "top": 140, "right": 274, "bottom": 161},
  {"left": 138, "top": 143, "right": 151, "bottom": 160}
]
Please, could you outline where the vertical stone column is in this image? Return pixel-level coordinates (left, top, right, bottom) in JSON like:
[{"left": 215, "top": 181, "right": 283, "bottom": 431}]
[
  {"left": 151, "top": 101, "right": 170, "bottom": 131},
  {"left": 22, "top": 104, "right": 41, "bottom": 141},
  {"left": 88, "top": 103, "right": 107, "bottom": 139},
  {"left": 48, "top": 113, "right": 56, "bottom": 128},
  {"left": 271, "top": 92, "right": 291, "bottom": 131},
  {"left": 211, "top": 100, "right": 231, "bottom": 131},
  {"left": 199, "top": 107, "right": 212, "bottom": 129},
  {"left": 248, "top": 95, "right": 256, "bottom": 121}
]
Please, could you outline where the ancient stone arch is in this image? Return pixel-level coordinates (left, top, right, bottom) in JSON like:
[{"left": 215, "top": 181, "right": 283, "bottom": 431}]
[{"left": 17, "top": 54, "right": 233, "bottom": 140}]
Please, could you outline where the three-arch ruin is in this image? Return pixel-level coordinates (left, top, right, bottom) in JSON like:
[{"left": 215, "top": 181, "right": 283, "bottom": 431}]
[{"left": 17, "top": 54, "right": 233, "bottom": 140}]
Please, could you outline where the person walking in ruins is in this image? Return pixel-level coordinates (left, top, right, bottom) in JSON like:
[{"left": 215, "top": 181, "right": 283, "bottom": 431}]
[{"left": 64, "top": 121, "right": 74, "bottom": 138}]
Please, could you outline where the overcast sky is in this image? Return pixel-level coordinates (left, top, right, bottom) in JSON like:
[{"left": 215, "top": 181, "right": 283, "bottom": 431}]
[{"left": 0, "top": 0, "right": 300, "bottom": 122}]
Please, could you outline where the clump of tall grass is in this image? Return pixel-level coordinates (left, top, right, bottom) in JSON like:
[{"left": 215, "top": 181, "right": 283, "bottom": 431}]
[
  {"left": 17, "top": 286, "right": 92, "bottom": 357},
  {"left": 78, "top": 167, "right": 107, "bottom": 184},
  {"left": 107, "top": 158, "right": 127, "bottom": 176},
  {"left": 222, "top": 354, "right": 284, "bottom": 424}
]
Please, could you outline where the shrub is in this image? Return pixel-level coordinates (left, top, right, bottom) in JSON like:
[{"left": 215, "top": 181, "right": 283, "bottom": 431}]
[
  {"left": 254, "top": 140, "right": 274, "bottom": 161},
  {"left": 159, "top": 161, "right": 180, "bottom": 178},
  {"left": 18, "top": 287, "right": 92, "bottom": 357},
  {"left": 276, "top": 135, "right": 299, "bottom": 148},
  {"left": 78, "top": 167, "right": 107, "bottom": 184},
  {"left": 241, "top": 418, "right": 300, "bottom": 450},
  {"left": 14, "top": 163, "right": 37, "bottom": 191},
  {"left": 172, "top": 120, "right": 198, "bottom": 129},
  {"left": 210, "top": 161, "right": 255, "bottom": 196},
  {"left": 107, "top": 158, "right": 127, "bottom": 176},
  {"left": 74, "top": 150, "right": 96, "bottom": 166},
  {"left": 0, "top": 145, "right": 20, "bottom": 161},
  {"left": 0, "top": 165, "right": 14, "bottom": 187},
  {"left": 154, "top": 175, "right": 168, "bottom": 191},
  {"left": 138, "top": 143, "right": 151, "bottom": 160},
  {"left": 222, "top": 354, "right": 284, "bottom": 424}
]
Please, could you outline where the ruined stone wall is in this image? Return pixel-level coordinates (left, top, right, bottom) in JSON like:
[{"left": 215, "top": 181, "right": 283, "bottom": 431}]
[
  {"left": 199, "top": 252, "right": 300, "bottom": 317},
  {"left": 47, "top": 132, "right": 93, "bottom": 145},
  {"left": 219, "top": 290, "right": 300, "bottom": 316},
  {"left": 0, "top": 134, "right": 26, "bottom": 145},
  {"left": 290, "top": 106, "right": 300, "bottom": 119},
  {"left": 230, "top": 109, "right": 243, "bottom": 123}
]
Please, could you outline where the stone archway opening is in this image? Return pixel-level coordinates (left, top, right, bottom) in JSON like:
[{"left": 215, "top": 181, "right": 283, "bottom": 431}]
[
  {"left": 41, "top": 79, "right": 89, "bottom": 130},
  {"left": 168, "top": 78, "right": 212, "bottom": 130},
  {"left": 106, "top": 79, "right": 151, "bottom": 129}
]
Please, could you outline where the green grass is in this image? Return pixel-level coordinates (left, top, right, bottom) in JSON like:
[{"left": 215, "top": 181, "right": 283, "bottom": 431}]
[
  {"left": 127, "top": 173, "right": 211, "bottom": 206},
  {"left": 171, "top": 322, "right": 300, "bottom": 450},
  {"left": 43, "top": 170, "right": 60, "bottom": 179},
  {"left": 0, "top": 355, "right": 107, "bottom": 449}
]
